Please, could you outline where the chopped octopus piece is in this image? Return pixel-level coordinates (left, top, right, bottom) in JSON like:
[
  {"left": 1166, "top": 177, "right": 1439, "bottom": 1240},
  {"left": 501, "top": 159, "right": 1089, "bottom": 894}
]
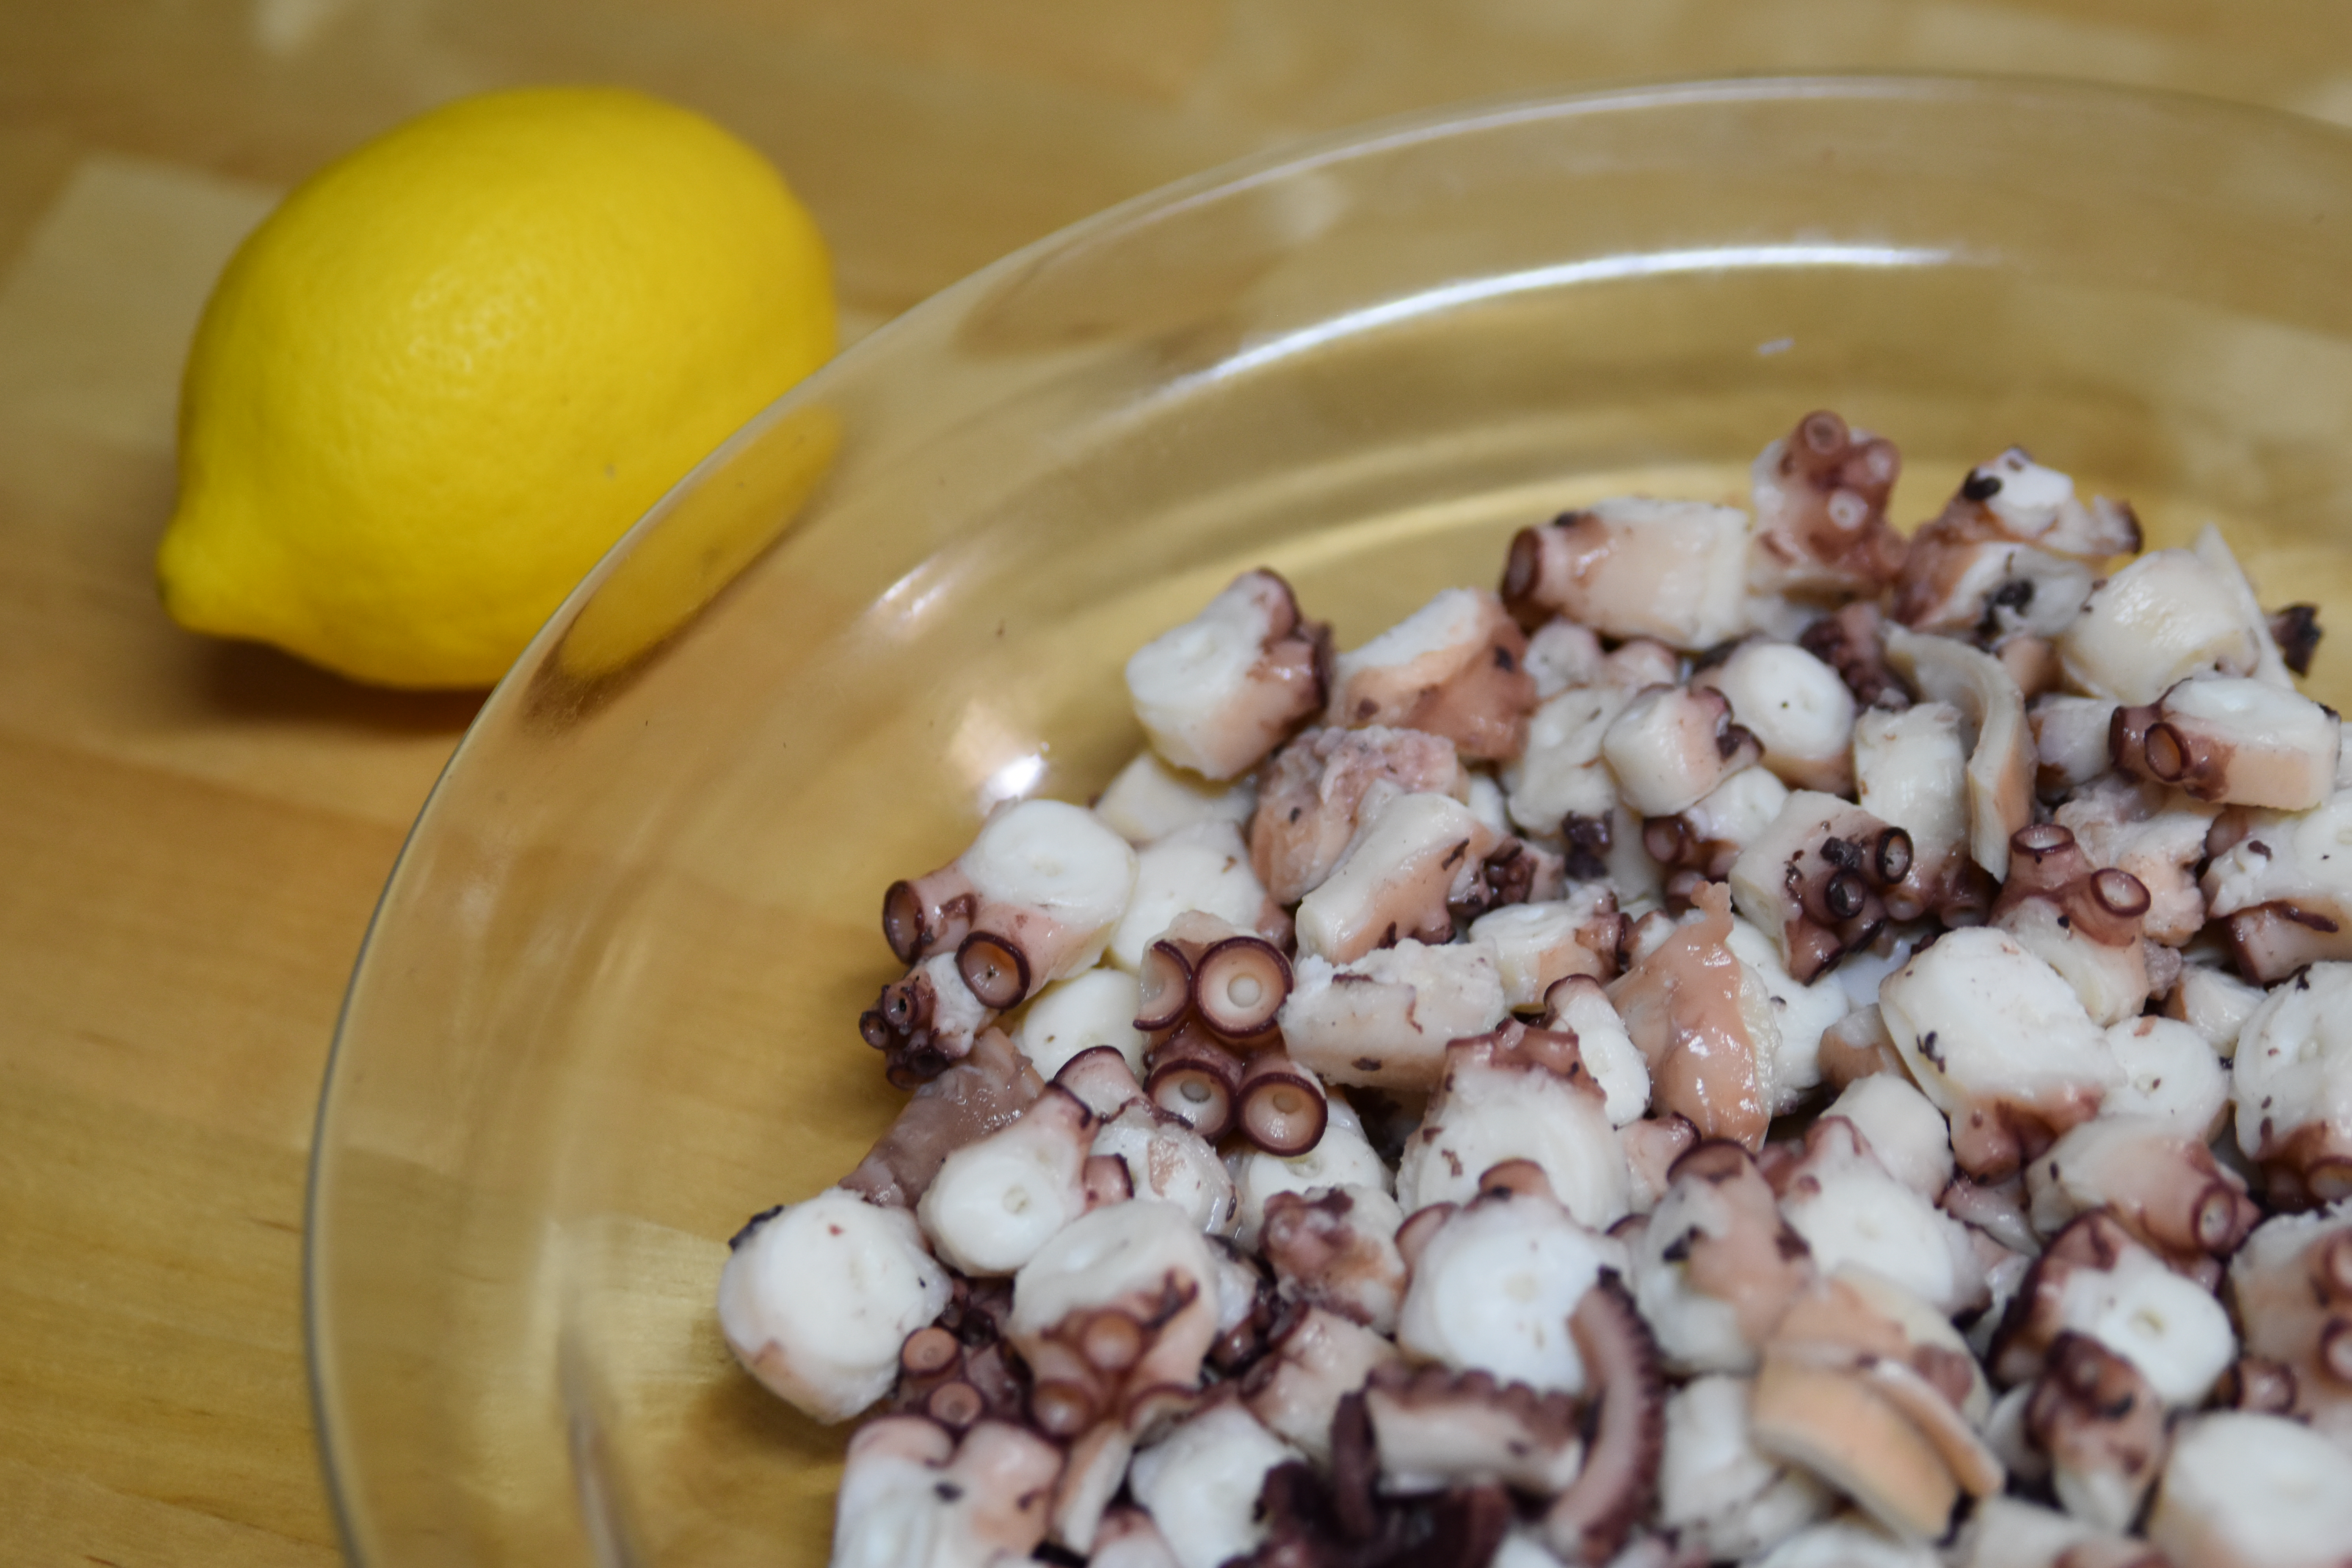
[
  {"left": 1656, "top": 1373, "right": 1833, "bottom": 1563},
  {"left": 1728, "top": 790, "right": 1918, "bottom": 982},
  {"left": 1631, "top": 1140, "right": 1816, "bottom": 1376},
  {"left": 1240, "top": 1401, "right": 1517, "bottom": 1568},
  {"left": 1748, "top": 1268, "right": 2002, "bottom": 1543},
  {"left": 2053, "top": 774, "right": 2215, "bottom": 948},
  {"left": 2025, "top": 1115, "right": 2258, "bottom": 1287},
  {"left": 1799, "top": 601, "right": 1911, "bottom": 712},
  {"left": 1876, "top": 926, "right": 2121, "bottom": 1181},
  {"left": 1993, "top": 822, "right": 2155, "bottom": 1027},
  {"left": 720, "top": 1189, "right": 954, "bottom": 1423},
  {"left": 1240, "top": 1302, "right": 1403, "bottom": 1465},
  {"left": 1537, "top": 1274, "right": 1668, "bottom": 1565},
  {"left": 2225, "top": 1205, "right": 2352, "bottom": 1450},
  {"left": 2032, "top": 693, "right": 2120, "bottom": 799},
  {"left": 1394, "top": 1021, "right": 1631, "bottom": 1227},
  {"left": 1501, "top": 496, "right": 1754, "bottom": 650},
  {"left": 1882, "top": 624, "right": 2034, "bottom": 879},
  {"left": 1009, "top": 1200, "right": 1221, "bottom": 1437},
  {"left": 1447, "top": 833, "right": 1566, "bottom": 928},
  {"left": 2058, "top": 539, "right": 2280, "bottom": 706},
  {"left": 1617, "top": 1113, "right": 1700, "bottom": 1214},
  {"left": 1608, "top": 882, "right": 1777, "bottom": 1149},
  {"left": 842, "top": 1027, "right": 1044, "bottom": 1207},
  {"left": 1540, "top": 973, "right": 1653, "bottom": 1127},
  {"left": 1231, "top": 1096, "right": 1394, "bottom": 1249},
  {"left": 1018, "top": 970, "right": 1148, "bottom": 1080},
  {"left": 1236, "top": 1054, "right": 1330, "bottom": 1158},
  {"left": 2232, "top": 961, "right": 2352, "bottom": 1207},
  {"left": 950, "top": 799, "right": 1140, "bottom": 1008},
  {"left": 889, "top": 1278, "right": 1027, "bottom": 1433},
  {"left": 1094, "top": 748, "right": 1257, "bottom": 846},
  {"left": 1128, "top": 1401, "right": 1305, "bottom": 1568},
  {"left": 1815, "top": 1004, "right": 1907, "bottom": 1091},
  {"left": 918, "top": 1087, "right": 1105, "bottom": 1276},
  {"left": 1891, "top": 450, "right": 2130, "bottom": 640},
  {"left": 1134, "top": 908, "right": 1292, "bottom": 1045},
  {"left": 2165, "top": 962, "right": 2267, "bottom": 1059},
  {"left": 1822, "top": 1074, "right": 1955, "bottom": 1200},
  {"left": 2203, "top": 790, "right": 2352, "bottom": 983},
  {"left": 1695, "top": 639, "right": 1858, "bottom": 796},
  {"left": 1142, "top": 1022, "right": 1247, "bottom": 1142},
  {"left": 1126, "top": 569, "right": 1330, "bottom": 780},
  {"left": 1955, "top": 1496, "right": 2168, "bottom": 1568},
  {"left": 1259, "top": 1185, "right": 1409, "bottom": 1335},
  {"left": 1250, "top": 725, "right": 1466, "bottom": 906},
  {"left": 1091, "top": 1101, "right": 1237, "bottom": 1235},
  {"left": 828, "top": 1415, "right": 1063, "bottom": 1568},
  {"left": 2109, "top": 676, "right": 2340, "bottom": 811},
  {"left": 1642, "top": 764, "right": 1793, "bottom": 889},
  {"left": 1769, "top": 1116, "right": 1988, "bottom": 1318},
  {"left": 1504, "top": 682, "right": 1637, "bottom": 836},
  {"left": 1722, "top": 912, "right": 1862, "bottom": 1114},
  {"left": 1395, "top": 1172, "right": 1629, "bottom": 1394},
  {"left": 2024, "top": 1332, "right": 2171, "bottom": 1533},
  {"left": 1280, "top": 938, "right": 1509, "bottom": 1092},
  {"left": 1107, "top": 820, "right": 1280, "bottom": 972},
  {"left": 1466, "top": 885, "right": 1625, "bottom": 1008},
  {"left": 1990, "top": 1210, "right": 2238, "bottom": 1407},
  {"left": 2147, "top": 1412, "right": 2352, "bottom": 1568},
  {"left": 1294, "top": 790, "right": 1498, "bottom": 963},
  {"left": 1323, "top": 587, "right": 1537, "bottom": 762},
  {"left": 1600, "top": 684, "right": 1762, "bottom": 819},
  {"left": 1363, "top": 1361, "right": 1589, "bottom": 1494},
  {"left": 861, "top": 951, "right": 1002, "bottom": 1086},
  {"left": 1523, "top": 617, "right": 1606, "bottom": 696},
  {"left": 1745, "top": 409, "right": 1908, "bottom": 599},
  {"left": 1851, "top": 701, "right": 1971, "bottom": 891},
  {"left": 880, "top": 800, "right": 1139, "bottom": 1011}
]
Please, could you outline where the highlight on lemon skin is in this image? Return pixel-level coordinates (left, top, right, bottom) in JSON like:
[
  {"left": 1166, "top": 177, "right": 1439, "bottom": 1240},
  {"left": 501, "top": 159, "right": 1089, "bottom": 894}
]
[{"left": 156, "top": 84, "right": 837, "bottom": 690}]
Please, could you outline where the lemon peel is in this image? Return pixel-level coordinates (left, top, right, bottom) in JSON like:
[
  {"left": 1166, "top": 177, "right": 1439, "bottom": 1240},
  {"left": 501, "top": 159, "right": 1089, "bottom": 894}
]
[
  {"left": 556, "top": 401, "right": 841, "bottom": 681},
  {"left": 158, "top": 85, "right": 835, "bottom": 688}
]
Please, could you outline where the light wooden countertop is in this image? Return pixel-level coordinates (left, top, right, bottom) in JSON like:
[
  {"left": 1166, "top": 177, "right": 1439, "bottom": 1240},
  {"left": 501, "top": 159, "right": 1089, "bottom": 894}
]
[{"left": 7, "top": 4, "right": 2352, "bottom": 1561}]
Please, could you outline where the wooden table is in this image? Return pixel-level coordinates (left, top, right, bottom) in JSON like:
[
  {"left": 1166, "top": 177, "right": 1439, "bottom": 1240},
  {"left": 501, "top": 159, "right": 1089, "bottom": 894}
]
[{"left": 7, "top": 4, "right": 2352, "bottom": 1560}]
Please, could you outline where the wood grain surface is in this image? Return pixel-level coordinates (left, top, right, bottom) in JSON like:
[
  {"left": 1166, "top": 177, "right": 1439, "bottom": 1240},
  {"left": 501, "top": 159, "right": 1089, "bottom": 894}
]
[{"left": 7, "top": 4, "right": 2352, "bottom": 1561}]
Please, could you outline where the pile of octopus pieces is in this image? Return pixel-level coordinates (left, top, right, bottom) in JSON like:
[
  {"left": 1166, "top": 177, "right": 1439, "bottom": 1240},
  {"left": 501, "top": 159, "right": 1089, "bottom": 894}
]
[{"left": 718, "top": 411, "right": 2352, "bottom": 1568}]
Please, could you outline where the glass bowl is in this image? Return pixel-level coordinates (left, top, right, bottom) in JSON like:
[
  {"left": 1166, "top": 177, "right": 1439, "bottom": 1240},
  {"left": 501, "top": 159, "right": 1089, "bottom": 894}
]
[{"left": 309, "top": 74, "right": 2352, "bottom": 1564}]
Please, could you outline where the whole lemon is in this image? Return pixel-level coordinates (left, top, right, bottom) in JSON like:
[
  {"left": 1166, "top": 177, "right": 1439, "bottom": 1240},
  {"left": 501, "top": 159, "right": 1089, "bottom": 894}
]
[{"left": 158, "top": 86, "right": 835, "bottom": 688}]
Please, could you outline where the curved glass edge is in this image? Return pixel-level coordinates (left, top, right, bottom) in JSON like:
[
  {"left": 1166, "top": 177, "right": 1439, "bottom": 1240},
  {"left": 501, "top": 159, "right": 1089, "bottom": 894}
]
[{"left": 301, "top": 69, "right": 2352, "bottom": 1564}]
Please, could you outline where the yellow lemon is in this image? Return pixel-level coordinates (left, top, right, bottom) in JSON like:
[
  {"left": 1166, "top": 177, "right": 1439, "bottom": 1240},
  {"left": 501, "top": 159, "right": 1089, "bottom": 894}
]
[{"left": 158, "top": 86, "right": 835, "bottom": 688}]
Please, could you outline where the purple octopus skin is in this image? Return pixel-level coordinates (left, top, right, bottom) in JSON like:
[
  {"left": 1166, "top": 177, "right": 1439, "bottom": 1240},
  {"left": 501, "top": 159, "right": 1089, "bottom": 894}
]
[
  {"left": 2025, "top": 1332, "right": 2171, "bottom": 1534},
  {"left": 2225, "top": 1213, "right": 2352, "bottom": 1448},
  {"left": 1801, "top": 601, "right": 1912, "bottom": 713},
  {"left": 1259, "top": 1188, "right": 1408, "bottom": 1334},
  {"left": 841, "top": 1028, "right": 1043, "bottom": 1207}
]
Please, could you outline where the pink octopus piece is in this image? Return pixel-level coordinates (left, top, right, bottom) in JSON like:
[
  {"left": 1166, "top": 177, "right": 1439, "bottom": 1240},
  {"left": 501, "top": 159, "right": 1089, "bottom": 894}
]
[
  {"left": 1248, "top": 725, "right": 1465, "bottom": 906},
  {"left": 1323, "top": 588, "right": 1537, "bottom": 762},
  {"left": 1746, "top": 409, "right": 1909, "bottom": 600},
  {"left": 1125, "top": 568, "right": 1332, "bottom": 781}
]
